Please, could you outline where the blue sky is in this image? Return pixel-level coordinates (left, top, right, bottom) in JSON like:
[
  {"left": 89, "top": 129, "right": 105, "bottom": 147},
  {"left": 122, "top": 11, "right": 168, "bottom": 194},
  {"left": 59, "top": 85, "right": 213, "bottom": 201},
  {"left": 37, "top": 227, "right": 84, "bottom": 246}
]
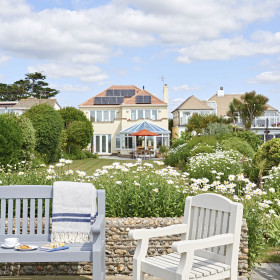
[{"left": 0, "top": 0, "right": 280, "bottom": 115}]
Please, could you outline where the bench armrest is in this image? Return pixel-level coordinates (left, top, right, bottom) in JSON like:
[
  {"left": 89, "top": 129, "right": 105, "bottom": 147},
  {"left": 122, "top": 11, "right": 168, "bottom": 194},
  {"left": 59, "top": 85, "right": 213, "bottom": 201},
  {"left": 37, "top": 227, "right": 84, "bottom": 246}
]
[
  {"left": 91, "top": 215, "right": 105, "bottom": 234},
  {"left": 128, "top": 224, "right": 188, "bottom": 240},
  {"left": 172, "top": 233, "right": 234, "bottom": 253}
]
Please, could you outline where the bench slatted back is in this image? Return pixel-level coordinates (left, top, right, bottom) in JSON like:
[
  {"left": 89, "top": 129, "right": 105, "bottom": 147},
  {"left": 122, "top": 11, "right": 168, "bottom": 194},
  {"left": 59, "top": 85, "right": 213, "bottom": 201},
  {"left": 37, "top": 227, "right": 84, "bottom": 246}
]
[
  {"left": 183, "top": 193, "right": 243, "bottom": 263},
  {"left": 0, "top": 185, "right": 52, "bottom": 242}
]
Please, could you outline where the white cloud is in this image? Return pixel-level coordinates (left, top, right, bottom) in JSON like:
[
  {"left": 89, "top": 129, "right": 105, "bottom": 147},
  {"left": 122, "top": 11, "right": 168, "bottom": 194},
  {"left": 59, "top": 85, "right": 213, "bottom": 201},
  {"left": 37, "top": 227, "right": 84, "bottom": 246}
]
[
  {"left": 177, "top": 32, "right": 280, "bottom": 63},
  {"left": 0, "top": 54, "right": 10, "bottom": 65},
  {"left": 50, "top": 84, "right": 91, "bottom": 92},
  {"left": 80, "top": 74, "right": 109, "bottom": 83},
  {"left": 0, "top": 0, "right": 280, "bottom": 63},
  {"left": 28, "top": 63, "right": 108, "bottom": 83},
  {"left": 248, "top": 71, "right": 280, "bottom": 84},
  {"left": 132, "top": 56, "right": 141, "bottom": 63},
  {"left": 173, "top": 84, "right": 200, "bottom": 91}
]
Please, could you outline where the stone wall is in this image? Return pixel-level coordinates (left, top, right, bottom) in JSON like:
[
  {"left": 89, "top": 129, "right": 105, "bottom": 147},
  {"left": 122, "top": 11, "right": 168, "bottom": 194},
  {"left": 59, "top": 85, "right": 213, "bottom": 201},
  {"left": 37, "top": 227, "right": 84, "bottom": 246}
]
[{"left": 0, "top": 217, "right": 249, "bottom": 278}]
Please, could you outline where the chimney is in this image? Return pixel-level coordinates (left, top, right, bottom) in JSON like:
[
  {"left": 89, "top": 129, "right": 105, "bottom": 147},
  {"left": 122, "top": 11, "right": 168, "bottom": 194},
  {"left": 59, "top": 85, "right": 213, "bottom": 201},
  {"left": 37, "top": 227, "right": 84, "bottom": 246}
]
[
  {"left": 163, "top": 84, "right": 168, "bottom": 103},
  {"left": 217, "top": 86, "right": 224, "bottom": 97}
]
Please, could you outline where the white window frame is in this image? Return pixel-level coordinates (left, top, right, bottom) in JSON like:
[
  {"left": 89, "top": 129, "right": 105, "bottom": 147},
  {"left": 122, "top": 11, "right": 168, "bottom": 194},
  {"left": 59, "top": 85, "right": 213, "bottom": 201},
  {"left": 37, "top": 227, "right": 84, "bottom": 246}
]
[
  {"left": 90, "top": 110, "right": 116, "bottom": 122},
  {"left": 130, "top": 109, "right": 158, "bottom": 120}
]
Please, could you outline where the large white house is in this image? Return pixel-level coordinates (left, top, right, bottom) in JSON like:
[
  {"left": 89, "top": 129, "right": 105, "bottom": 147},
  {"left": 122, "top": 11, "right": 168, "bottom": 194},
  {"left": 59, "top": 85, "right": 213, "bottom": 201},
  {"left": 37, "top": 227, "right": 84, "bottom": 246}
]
[
  {"left": 79, "top": 85, "right": 170, "bottom": 156},
  {"left": 172, "top": 87, "right": 280, "bottom": 141}
]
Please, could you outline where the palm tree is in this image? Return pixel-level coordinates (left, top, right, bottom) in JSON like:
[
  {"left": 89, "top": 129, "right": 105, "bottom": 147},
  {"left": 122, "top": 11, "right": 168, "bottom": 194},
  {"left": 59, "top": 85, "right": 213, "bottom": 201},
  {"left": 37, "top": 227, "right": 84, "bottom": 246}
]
[{"left": 228, "top": 91, "right": 268, "bottom": 130}]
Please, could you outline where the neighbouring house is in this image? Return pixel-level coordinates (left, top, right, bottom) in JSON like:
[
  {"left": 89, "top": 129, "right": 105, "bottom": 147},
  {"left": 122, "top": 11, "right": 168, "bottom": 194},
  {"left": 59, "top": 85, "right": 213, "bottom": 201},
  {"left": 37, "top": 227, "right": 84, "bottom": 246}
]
[
  {"left": 79, "top": 85, "right": 170, "bottom": 156},
  {"left": 0, "top": 98, "right": 61, "bottom": 115},
  {"left": 172, "top": 87, "right": 280, "bottom": 141},
  {"left": 0, "top": 101, "right": 18, "bottom": 114},
  {"left": 12, "top": 97, "right": 61, "bottom": 115}
]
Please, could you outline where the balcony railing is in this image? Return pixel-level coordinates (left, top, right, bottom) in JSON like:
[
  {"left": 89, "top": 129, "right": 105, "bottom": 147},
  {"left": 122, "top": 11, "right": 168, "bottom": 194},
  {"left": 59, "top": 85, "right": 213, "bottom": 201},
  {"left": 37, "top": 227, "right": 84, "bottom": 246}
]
[{"left": 237, "top": 116, "right": 280, "bottom": 128}]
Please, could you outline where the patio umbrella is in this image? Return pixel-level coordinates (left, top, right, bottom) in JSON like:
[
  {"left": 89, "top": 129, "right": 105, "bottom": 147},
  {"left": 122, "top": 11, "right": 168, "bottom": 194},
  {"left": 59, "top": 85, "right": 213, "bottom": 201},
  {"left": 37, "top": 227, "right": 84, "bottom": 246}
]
[{"left": 129, "top": 129, "right": 159, "bottom": 136}]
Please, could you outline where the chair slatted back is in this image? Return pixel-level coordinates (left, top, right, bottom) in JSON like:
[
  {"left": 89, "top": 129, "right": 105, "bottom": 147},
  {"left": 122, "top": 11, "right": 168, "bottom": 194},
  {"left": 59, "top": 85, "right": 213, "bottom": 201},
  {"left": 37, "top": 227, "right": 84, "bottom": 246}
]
[
  {"left": 0, "top": 185, "right": 52, "bottom": 242},
  {"left": 183, "top": 193, "right": 243, "bottom": 263}
]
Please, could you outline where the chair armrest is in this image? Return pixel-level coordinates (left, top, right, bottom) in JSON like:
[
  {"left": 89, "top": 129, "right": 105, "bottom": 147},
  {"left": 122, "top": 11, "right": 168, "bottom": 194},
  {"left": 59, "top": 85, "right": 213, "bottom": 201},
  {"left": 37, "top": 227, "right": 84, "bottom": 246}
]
[
  {"left": 172, "top": 233, "right": 234, "bottom": 253},
  {"left": 128, "top": 224, "right": 188, "bottom": 240},
  {"left": 91, "top": 215, "right": 105, "bottom": 234}
]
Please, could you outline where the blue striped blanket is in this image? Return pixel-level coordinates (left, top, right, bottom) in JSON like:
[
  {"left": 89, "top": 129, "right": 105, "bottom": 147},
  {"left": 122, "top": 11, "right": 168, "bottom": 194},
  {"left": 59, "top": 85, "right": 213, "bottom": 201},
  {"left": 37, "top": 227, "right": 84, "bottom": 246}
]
[{"left": 51, "top": 181, "right": 97, "bottom": 243}]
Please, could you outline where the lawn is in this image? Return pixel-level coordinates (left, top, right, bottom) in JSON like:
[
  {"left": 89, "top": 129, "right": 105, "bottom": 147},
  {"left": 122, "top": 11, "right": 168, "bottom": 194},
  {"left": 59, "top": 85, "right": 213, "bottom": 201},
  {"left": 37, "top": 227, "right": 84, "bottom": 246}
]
[{"left": 257, "top": 246, "right": 280, "bottom": 263}]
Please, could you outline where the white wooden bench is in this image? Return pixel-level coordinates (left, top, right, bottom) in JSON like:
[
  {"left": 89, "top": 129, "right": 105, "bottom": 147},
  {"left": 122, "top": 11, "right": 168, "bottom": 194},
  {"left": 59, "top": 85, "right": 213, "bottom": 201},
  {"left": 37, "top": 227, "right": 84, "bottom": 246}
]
[
  {"left": 129, "top": 193, "right": 243, "bottom": 280},
  {"left": 0, "top": 185, "right": 106, "bottom": 280}
]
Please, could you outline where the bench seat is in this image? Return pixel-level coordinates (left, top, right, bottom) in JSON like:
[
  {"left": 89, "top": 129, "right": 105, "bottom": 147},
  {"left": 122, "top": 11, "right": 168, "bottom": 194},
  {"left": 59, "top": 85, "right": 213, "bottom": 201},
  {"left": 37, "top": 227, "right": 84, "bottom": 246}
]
[
  {"left": 0, "top": 184, "right": 106, "bottom": 280},
  {"left": 142, "top": 253, "right": 230, "bottom": 280}
]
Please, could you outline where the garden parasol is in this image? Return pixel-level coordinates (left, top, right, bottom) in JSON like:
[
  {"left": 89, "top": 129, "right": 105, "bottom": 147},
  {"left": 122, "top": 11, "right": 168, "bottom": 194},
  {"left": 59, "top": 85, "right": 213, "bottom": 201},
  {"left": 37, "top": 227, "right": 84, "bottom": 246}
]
[{"left": 129, "top": 129, "right": 159, "bottom": 136}]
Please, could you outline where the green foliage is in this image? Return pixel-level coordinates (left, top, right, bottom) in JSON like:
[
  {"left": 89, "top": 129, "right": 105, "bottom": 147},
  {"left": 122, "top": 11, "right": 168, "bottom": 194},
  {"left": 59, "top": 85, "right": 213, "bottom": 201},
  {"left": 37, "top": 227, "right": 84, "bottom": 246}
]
[
  {"left": 166, "top": 135, "right": 218, "bottom": 167},
  {"left": 158, "top": 145, "right": 169, "bottom": 155},
  {"left": 243, "top": 200, "right": 266, "bottom": 267},
  {"left": 67, "top": 121, "right": 92, "bottom": 150},
  {"left": 189, "top": 144, "right": 215, "bottom": 157},
  {"left": 59, "top": 107, "right": 90, "bottom": 128},
  {"left": 83, "top": 150, "right": 98, "bottom": 159},
  {"left": 187, "top": 148, "right": 242, "bottom": 183},
  {"left": 17, "top": 115, "right": 36, "bottom": 161},
  {"left": 186, "top": 113, "right": 226, "bottom": 134},
  {"left": 233, "top": 130, "right": 262, "bottom": 152},
  {"left": 265, "top": 216, "right": 280, "bottom": 246},
  {"left": 221, "top": 137, "right": 255, "bottom": 158},
  {"left": 254, "top": 138, "right": 280, "bottom": 173},
  {"left": 0, "top": 72, "right": 59, "bottom": 101},
  {"left": 59, "top": 107, "right": 93, "bottom": 155},
  {"left": 0, "top": 114, "right": 23, "bottom": 165},
  {"left": 228, "top": 91, "right": 269, "bottom": 130},
  {"left": 23, "top": 104, "right": 63, "bottom": 163},
  {"left": 204, "top": 122, "right": 233, "bottom": 137},
  {"left": 171, "top": 131, "right": 191, "bottom": 148}
]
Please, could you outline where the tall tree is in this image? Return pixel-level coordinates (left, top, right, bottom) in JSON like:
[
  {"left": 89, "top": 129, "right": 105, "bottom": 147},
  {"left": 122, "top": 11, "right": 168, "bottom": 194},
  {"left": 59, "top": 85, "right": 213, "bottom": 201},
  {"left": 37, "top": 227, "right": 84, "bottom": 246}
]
[
  {"left": 0, "top": 72, "right": 59, "bottom": 101},
  {"left": 228, "top": 91, "right": 268, "bottom": 130},
  {"left": 24, "top": 72, "right": 59, "bottom": 99}
]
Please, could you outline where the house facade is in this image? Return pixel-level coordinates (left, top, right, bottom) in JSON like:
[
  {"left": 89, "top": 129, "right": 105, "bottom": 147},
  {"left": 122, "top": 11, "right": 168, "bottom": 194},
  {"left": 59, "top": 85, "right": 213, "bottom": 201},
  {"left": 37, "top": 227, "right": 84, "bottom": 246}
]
[
  {"left": 79, "top": 85, "right": 170, "bottom": 156},
  {"left": 172, "top": 87, "right": 280, "bottom": 141},
  {"left": 0, "top": 98, "right": 61, "bottom": 115}
]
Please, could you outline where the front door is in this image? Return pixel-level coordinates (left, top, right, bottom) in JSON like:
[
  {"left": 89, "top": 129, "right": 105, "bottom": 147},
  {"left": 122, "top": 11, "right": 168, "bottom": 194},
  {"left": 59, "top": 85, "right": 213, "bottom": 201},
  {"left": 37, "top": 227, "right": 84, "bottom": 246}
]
[{"left": 93, "top": 135, "right": 111, "bottom": 154}]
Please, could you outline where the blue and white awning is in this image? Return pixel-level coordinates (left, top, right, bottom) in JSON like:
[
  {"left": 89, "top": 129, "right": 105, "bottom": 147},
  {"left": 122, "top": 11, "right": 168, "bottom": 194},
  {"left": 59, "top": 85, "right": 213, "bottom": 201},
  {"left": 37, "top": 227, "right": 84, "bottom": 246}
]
[{"left": 120, "top": 121, "right": 170, "bottom": 134}]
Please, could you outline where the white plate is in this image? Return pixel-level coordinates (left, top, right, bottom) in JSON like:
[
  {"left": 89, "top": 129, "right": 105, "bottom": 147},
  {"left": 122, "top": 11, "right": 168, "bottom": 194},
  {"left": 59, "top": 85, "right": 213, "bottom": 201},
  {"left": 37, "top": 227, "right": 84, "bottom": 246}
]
[
  {"left": 1, "top": 243, "right": 20, "bottom": 249},
  {"left": 14, "top": 245, "right": 38, "bottom": 251}
]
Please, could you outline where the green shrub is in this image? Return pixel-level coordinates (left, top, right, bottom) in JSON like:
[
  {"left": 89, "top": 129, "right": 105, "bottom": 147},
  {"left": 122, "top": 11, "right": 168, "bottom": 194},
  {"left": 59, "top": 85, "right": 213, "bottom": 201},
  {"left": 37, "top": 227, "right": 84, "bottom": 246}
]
[
  {"left": 59, "top": 107, "right": 93, "bottom": 154},
  {"left": 186, "top": 113, "right": 227, "bottom": 133},
  {"left": 59, "top": 107, "right": 91, "bottom": 128},
  {"left": 83, "top": 150, "right": 97, "bottom": 158},
  {"left": 63, "top": 144, "right": 87, "bottom": 160},
  {"left": 66, "top": 121, "right": 92, "bottom": 150},
  {"left": 23, "top": 104, "right": 63, "bottom": 163},
  {"left": 221, "top": 137, "right": 255, "bottom": 158},
  {"left": 171, "top": 131, "right": 191, "bottom": 148},
  {"left": 17, "top": 115, "right": 36, "bottom": 161},
  {"left": 265, "top": 216, "right": 280, "bottom": 246},
  {"left": 166, "top": 135, "right": 218, "bottom": 167},
  {"left": 233, "top": 130, "right": 262, "bottom": 151},
  {"left": 204, "top": 122, "right": 233, "bottom": 137},
  {"left": 189, "top": 144, "right": 215, "bottom": 157},
  {"left": 0, "top": 114, "right": 23, "bottom": 165},
  {"left": 254, "top": 138, "right": 280, "bottom": 173},
  {"left": 243, "top": 200, "right": 266, "bottom": 267}
]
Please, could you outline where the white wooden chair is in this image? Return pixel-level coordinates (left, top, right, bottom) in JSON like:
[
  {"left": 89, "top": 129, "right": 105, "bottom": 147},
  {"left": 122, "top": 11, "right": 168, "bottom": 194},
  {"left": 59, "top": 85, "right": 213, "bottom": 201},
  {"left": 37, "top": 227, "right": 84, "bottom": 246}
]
[{"left": 129, "top": 193, "right": 243, "bottom": 280}]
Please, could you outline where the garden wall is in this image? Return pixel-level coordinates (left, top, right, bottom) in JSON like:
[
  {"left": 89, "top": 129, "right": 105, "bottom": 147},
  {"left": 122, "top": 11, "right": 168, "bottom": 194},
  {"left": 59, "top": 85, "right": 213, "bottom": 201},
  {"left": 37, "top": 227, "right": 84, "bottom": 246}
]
[{"left": 0, "top": 217, "right": 249, "bottom": 279}]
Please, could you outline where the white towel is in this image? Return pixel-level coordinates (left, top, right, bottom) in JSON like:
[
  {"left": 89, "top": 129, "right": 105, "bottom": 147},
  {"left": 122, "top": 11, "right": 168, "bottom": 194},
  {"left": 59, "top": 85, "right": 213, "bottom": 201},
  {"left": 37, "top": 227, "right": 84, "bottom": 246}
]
[{"left": 51, "top": 181, "right": 97, "bottom": 243}]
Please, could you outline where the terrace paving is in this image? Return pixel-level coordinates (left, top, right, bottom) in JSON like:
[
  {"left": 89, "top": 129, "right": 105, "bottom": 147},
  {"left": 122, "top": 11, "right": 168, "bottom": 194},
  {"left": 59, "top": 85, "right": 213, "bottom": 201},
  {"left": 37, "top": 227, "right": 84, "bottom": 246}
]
[{"left": 0, "top": 264, "right": 279, "bottom": 280}]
